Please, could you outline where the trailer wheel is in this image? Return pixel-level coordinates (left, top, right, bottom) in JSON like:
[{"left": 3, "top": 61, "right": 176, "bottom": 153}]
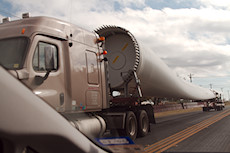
[
  {"left": 203, "top": 107, "right": 207, "bottom": 112},
  {"left": 121, "top": 111, "right": 137, "bottom": 140},
  {"left": 203, "top": 107, "right": 209, "bottom": 112},
  {"left": 137, "top": 110, "right": 149, "bottom": 137}
]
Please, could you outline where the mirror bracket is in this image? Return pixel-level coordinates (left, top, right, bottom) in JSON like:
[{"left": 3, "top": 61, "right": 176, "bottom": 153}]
[{"left": 34, "top": 71, "right": 51, "bottom": 85}]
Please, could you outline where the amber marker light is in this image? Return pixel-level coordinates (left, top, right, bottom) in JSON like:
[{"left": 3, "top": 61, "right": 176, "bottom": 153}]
[
  {"left": 102, "top": 50, "right": 107, "bottom": 55},
  {"left": 96, "top": 36, "right": 105, "bottom": 43},
  {"left": 97, "top": 50, "right": 108, "bottom": 56},
  {"left": 99, "top": 36, "right": 105, "bottom": 41},
  {"left": 21, "top": 28, "right": 26, "bottom": 34}
]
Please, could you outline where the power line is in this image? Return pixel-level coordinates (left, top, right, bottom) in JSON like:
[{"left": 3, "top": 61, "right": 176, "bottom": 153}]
[
  {"left": 193, "top": 75, "right": 230, "bottom": 78},
  {"left": 188, "top": 73, "right": 194, "bottom": 83},
  {"left": 0, "top": 8, "right": 21, "bottom": 19}
]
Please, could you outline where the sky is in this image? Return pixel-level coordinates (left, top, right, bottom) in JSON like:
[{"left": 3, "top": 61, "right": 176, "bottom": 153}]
[{"left": 0, "top": 0, "right": 230, "bottom": 100}]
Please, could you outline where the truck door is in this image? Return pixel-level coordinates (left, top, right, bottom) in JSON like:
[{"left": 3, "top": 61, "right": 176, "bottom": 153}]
[
  {"left": 25, "top": 35, "right": 67, "bottom": 112},
  {"left": 85, "top": 50, "right": 101, "bottom": 109}
]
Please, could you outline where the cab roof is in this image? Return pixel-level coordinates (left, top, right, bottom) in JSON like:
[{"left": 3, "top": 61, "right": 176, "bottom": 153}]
[{"left": 0, "top": 16, "right": 97, "bottom": 46}]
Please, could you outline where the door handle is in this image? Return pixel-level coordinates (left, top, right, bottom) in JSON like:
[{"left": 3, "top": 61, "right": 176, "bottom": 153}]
[{"left": 60, "top": 93, "right": 64, "bottom": 106}]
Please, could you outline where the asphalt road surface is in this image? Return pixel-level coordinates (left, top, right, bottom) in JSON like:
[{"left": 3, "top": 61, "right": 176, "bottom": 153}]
[{"left": 135, "top": 106, "right": 230, "bottom": 153}]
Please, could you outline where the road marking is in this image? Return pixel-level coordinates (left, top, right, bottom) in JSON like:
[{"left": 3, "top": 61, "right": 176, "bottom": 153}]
[
  {"left": 144, "top": 109, "right": 230, "bottom": 153},
  {"left": 155, "top": 112, "right": 230, "bottom": 153},
  {"left": 145, "top": 110, "right": 228, "bottom": 151}
]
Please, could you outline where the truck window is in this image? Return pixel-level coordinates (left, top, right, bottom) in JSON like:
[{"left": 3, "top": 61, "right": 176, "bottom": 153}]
[
  {"left": 0, "top": 37, "right": 28, "bottom": 70},
  {"left": 32, "top": 42, "right": 58, "bottom": 72},
  {"left": 85, "top": 51, "right": 99, "bottom": 84}
]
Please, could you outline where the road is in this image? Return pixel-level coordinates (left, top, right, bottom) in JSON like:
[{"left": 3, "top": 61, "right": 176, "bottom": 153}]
[{"left": 135, "top": 106, "right": 230, "bottom": 153}]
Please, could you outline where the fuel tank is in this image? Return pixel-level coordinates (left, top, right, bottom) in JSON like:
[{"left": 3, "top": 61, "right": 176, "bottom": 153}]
[
  {"left": 67, "top": 114, "right": 106, "bottom": 138},
  {"left": 95, "top": 26, "right": 215, "bottom": 100}
]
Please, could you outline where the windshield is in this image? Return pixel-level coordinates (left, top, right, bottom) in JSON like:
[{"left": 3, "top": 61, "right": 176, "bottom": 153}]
[{"left": 0, "top": 37, "right": 28, "bottom": 70}]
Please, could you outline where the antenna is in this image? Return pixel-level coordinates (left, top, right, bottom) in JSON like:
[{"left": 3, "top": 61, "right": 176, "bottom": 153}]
[
  {"left": 69, "top": 0, "right": 73, "bottom": 23},
  {"left": 0, "top": 8, "right": 21, "bottom": 19},
  {"left": 188, "top": 73, "right": 194, "bottom": 83}
]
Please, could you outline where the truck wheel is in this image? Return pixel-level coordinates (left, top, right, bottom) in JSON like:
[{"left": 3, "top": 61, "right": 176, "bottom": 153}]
[
  {"left": 137, "top": 110, "right": 149, "bottom": 137},
  {"left": 203, "top": 107, "right": 207, "bottom": 112},
  {"left": 122, "top": 111, "right": 137, "bottom": 140}
]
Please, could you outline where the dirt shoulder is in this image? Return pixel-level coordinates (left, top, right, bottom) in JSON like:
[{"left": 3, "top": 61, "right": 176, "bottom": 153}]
[{"left": 155, "top": 107, "right": 202, "bottom": 118}]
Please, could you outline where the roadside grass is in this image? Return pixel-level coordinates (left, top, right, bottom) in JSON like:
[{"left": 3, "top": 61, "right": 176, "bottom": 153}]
[{"left": 155, "top": 107, "right": 202, "bottom": 118}]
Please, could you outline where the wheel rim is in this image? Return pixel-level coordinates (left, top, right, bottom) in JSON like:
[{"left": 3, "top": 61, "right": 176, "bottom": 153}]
[
  {"left": 142, "top": 116, "right": 148, "bottom": 133},
  {"left": 128, "top": 117, "right": 136, "bottom": 136}
]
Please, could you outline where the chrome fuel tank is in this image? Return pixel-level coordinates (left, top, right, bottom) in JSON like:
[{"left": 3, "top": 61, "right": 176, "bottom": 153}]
[{"left": 95, "top": 26, "right": 215, "bottom": 100}]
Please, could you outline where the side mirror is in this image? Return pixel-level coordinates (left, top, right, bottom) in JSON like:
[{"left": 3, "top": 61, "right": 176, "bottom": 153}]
[{"left": 45, "top": 46, "right": 55, "bottom": 72}]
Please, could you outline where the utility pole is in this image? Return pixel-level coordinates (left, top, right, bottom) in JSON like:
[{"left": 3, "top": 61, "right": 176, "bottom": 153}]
[
  {"left": 188, "top": 73, "right": 194, "bottom": 83},
  {"left": 209, "top": 84, "right": 212, "bottom": 89},
  {"left": 228, "top": 90, "right": 230, "bottom": 101},
  {"left": 221, "top": 88, "right": 224, "bottom": 100}
]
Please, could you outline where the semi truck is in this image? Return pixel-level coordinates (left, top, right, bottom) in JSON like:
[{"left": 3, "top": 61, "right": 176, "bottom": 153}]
[
  {"left": 203, "top": 92, "right": 225, "bottom": 111},
  {"left": 0, "top": 13, "right": 216, "bottom": 140}
]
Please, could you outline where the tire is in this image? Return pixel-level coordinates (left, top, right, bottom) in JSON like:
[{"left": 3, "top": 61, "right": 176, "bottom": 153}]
[
  {"left": 137, "top": 110, "right": 149, "bottom": 137},
  {"left": 120, "top": 111, "right": 137, "bottom": 140},
  {"left": 203, "top": 107, "right": 207, "bottom": 112},
  {"left": 203, "top": 107, "right": 210, "bottom": 112}
]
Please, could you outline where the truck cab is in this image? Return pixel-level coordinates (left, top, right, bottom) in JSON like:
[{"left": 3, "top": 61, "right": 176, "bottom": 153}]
[{"left": 0, "top": 13, "right": 107, "bottom": 113}]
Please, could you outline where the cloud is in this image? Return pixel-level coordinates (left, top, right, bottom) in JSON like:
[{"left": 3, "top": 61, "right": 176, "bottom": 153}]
[
  {"left": 0, "top": 14, "right": 4, "bottom": 19},
  {"left": 113, "top": 6, "right": 230, "bottom": 80},
  {"left": 198, "top": 0, "right": 230, "bottom": 10},
  {"left": 115, "top": 0, "right": 146, "bottom": 8}
]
